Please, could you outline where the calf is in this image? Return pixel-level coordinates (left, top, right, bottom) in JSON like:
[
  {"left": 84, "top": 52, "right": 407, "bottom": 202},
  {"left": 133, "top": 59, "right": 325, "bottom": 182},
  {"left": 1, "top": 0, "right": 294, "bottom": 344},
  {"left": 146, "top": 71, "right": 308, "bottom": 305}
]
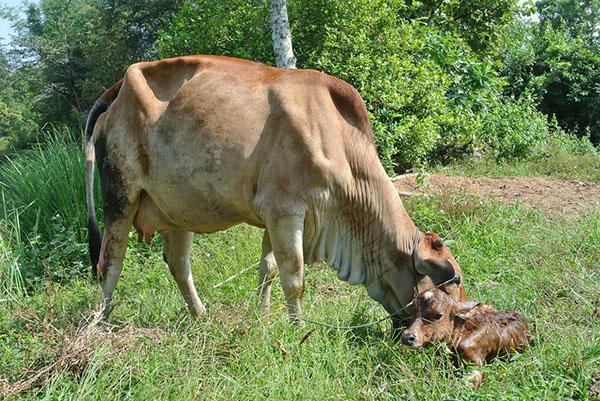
[{"left": 401, "top": 288, "right": 530, "bottom": 366}]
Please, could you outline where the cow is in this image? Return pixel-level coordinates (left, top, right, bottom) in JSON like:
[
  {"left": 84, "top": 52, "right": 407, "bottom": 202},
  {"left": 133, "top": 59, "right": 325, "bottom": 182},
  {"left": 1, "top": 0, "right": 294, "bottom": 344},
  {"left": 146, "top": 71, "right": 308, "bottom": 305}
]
[
  {"left": 401, "top": 288, "right": 530, "bottom": 366},
  {"left": 84, "top": 55, "right": 467, "bottom": 332}
]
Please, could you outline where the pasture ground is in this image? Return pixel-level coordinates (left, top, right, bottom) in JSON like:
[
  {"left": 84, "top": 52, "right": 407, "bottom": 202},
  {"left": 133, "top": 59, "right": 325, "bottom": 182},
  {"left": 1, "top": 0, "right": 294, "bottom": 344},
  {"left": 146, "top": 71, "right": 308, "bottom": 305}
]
[{"left": 1, "top": 171, "right": 599, "bottom": 400}]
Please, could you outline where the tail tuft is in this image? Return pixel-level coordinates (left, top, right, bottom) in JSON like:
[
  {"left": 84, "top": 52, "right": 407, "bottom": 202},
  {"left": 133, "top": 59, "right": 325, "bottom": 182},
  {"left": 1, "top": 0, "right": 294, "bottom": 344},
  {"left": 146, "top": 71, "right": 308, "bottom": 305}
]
[{"left": 88, "top": 216, "right": 102, "bottom": 277}]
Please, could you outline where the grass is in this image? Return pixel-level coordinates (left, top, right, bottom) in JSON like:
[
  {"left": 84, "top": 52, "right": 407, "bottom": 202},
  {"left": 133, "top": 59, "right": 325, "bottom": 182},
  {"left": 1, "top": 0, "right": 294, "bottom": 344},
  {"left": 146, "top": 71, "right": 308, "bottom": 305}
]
[
  {"left": 1, "top": 193, "right": 598, "bottom": 400},
  {"left": 442, "top": 146, "right": 600, "bottom": 182},
  {"left": 0, "top": 135, "right": 598, "bottom": 399},
  {"left": 0, "top": 129, "right": 91, "bottom": 288},
  {"left": 0, "top": 128, "right": 92, "bottom": 244}
]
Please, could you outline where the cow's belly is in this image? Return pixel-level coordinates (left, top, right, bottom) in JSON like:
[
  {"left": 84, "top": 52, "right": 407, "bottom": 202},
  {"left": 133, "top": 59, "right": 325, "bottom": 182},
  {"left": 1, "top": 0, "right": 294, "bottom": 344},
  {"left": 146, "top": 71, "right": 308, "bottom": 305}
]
[
  {"left": 140, "top": 176, "right": 262, "bottom": 234},
  {"left": 138, "top": 144, "right": 263, "bottom": 234}
]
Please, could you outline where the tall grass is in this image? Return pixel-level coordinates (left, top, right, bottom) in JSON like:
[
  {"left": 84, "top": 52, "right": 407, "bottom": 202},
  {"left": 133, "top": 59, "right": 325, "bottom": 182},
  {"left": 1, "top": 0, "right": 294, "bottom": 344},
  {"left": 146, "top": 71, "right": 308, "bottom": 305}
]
[
  {"left": 0, "top": 128, "right": 89, "bottom": 242},
  {"left": 0, "top": 230, "right": 26, "bottom": 302},
  {"left": 0, "top": 128, "right": 91, "bottom": 286}
]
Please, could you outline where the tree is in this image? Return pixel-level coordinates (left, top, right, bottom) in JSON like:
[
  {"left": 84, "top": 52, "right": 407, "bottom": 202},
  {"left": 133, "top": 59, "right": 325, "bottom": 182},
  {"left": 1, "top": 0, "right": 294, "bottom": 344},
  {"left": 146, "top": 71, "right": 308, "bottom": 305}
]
[
  {"left": 536, "top": 0, "right": 599, "bottom": 46},
  {"left": 2, "top": 0, "right": 184, "bottom": 140},
  {"left": 501, "top": 1, "right": 600, "bottom": 142},
  {"left": 270, "top": 0, "right": 296, "bottom": 68}
]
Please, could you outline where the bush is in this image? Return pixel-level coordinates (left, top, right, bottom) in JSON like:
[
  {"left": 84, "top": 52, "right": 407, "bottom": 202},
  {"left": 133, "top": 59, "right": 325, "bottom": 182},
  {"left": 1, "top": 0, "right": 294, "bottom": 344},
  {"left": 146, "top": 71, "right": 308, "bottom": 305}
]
[
  {"left": 158, "top": 0, "right": 559, "bottom": 172},
  {"left": 480, "top": 98, "right": 549, "bottom": 160}
]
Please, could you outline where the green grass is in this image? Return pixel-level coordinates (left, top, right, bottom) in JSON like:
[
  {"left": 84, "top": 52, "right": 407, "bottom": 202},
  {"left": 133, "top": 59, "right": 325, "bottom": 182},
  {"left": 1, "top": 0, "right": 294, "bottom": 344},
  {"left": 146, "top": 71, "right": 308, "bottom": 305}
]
[
  {"left": 442, "top": 147, "right": 600, "bottom": 182},
  {"left": 0, "top": 129, "right": 92, "bottom": 287},
  {"left": 1, "top": 194, "right": 598, "bottom": 400},
  {"left": 0, "top": 128, "right": 92, "bottom": 244}
]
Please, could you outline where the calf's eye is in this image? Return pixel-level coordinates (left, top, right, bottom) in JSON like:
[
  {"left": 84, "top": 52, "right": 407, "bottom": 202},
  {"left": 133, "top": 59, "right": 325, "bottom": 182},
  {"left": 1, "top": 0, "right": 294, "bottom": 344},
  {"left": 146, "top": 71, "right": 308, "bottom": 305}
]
[{"left": 433, "top": 313, "right": 443, "bottom": 320}]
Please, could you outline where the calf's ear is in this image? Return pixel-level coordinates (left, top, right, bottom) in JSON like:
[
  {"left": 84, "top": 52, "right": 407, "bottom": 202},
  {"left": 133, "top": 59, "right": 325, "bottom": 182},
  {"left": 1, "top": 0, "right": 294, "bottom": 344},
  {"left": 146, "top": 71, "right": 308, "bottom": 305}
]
[{"left": 454, "top": 301, "right": 480, "bottom": 320}]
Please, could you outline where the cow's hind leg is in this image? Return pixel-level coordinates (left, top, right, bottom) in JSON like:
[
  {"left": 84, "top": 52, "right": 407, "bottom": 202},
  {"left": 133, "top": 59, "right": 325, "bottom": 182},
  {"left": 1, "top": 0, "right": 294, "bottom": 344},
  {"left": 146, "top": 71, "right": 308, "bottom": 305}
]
[
  {"left": 95, "top": 135, "right": 138, "bottom": 319},
  {"left": 257, "top": 230, "right": 278, "bottom": 317},
  {"left": 98, "top": 211, "right": 136, "bottom": 318},
  {"left": 163, "top": 230, "right": 206, "bottom": 317},
  {"left": 265, "top": 213, "right": 305, "bottom": 322}
]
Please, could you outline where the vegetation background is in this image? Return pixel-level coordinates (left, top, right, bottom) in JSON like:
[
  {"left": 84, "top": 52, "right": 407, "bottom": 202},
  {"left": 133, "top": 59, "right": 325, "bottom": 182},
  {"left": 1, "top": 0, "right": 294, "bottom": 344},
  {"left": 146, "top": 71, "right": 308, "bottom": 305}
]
[{"left": 0, "top": 0, "right": 598, "bottom": 399}]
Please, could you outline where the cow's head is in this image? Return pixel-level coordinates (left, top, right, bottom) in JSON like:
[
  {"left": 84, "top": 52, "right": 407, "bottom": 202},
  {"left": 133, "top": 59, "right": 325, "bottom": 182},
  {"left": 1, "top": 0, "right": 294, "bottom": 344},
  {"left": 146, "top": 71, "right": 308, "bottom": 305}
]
[
  {"left": 414, "top": 232, "right": 467, "bottom": 303},
  {"left": 400, "top": 288, "right": 478, "bottom": 348},
  {"left": 366, "top": 231, "right": 467, "bottom": 337}
]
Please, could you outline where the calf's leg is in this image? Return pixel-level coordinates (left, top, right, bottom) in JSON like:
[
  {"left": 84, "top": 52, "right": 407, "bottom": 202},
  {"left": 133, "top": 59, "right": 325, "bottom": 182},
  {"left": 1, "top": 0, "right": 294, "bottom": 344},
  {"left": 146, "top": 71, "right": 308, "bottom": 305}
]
[{"left": 163, "top": 230, "right": 206, "bottom": 317}]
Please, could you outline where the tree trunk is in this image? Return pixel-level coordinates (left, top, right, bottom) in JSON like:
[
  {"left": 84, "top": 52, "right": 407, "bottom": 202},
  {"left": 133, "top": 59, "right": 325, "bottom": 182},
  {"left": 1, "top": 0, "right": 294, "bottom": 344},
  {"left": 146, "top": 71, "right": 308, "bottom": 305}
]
[{"left": 270, "top": 0, "right": 296, "bottom": 69}]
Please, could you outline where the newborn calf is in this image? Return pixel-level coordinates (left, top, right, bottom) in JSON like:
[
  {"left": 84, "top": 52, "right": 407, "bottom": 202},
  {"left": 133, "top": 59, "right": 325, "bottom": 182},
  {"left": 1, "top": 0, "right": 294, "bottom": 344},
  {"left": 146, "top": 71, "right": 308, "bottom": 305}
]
[{"left": 401, "top": 288, "right": 530, "bottom": 366}]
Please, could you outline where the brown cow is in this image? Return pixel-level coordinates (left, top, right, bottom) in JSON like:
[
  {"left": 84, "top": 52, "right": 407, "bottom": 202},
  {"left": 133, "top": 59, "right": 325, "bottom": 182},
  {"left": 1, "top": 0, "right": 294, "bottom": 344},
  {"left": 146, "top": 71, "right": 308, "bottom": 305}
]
[
  {"left": 401, "top": 288, "right": 530, "bottom": 365},
  {"left": 84, "top": 55, "right": 466, "bottom": 330}
]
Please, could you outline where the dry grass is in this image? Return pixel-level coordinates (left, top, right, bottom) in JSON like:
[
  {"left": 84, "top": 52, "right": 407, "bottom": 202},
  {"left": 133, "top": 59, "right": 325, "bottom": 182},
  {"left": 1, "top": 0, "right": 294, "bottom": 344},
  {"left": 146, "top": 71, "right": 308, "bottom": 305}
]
[{"left": 0, "top": 304, "right": 166, "bottom": 398}]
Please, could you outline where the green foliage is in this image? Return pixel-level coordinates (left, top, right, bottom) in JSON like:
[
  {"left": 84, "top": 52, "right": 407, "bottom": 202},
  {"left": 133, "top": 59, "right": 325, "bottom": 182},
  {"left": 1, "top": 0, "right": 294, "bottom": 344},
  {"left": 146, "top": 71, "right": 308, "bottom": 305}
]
[
  {"left": 158, "top": 0, "right": 552, "bottom": 172},
  {"left": 300, "top": 1, "right": 450, "bottom": 170},
  {"left": 404, "top": 0, "right": 524, "bottom": 55},
  {"left": 3, "top": 0, "right": 596, "bottom": 170},
  {"left": 445, "top": 122, "right": 599, "bottom": 181},
  {"left": 0, "top": 231, "right": 26, "bottom": 300},
  {"left": 536, "top": 0, "right": 599, "bottom": 43},
  {"left": 0, "top": 128, "right": 91, "bottom": 287},
  {"left": 480, "top": 97, "right": 549, "bottom": 160},
  {"left": 1, "top": 0, "right": 184, "bottom": 140},
  {"left": 532, "top": 25, "right": 599, "bottom": 142},
  {"left": 501, "top": 3, "right": 600, "bottom": 143},
  {"left": 0, "top": 51, "right": 40, "bottom": 150},
  {"left": 157, "top": 0, "right": 273, "bottom": 63}
]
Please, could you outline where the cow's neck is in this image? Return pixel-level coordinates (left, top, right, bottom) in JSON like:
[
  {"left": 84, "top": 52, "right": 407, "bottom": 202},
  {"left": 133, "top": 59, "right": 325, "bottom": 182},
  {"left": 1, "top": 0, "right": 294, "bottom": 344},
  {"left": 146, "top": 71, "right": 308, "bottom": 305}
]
[{"left": 303, "top": 146, "right": 416, "bottom": 286}]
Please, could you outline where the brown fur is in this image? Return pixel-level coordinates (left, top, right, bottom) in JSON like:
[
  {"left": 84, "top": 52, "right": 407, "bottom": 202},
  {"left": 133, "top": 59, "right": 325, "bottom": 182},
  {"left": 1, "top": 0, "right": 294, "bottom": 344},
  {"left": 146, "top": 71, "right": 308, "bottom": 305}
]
[{"left": 402, "top": 288, "right": 530, "bottom": 366}]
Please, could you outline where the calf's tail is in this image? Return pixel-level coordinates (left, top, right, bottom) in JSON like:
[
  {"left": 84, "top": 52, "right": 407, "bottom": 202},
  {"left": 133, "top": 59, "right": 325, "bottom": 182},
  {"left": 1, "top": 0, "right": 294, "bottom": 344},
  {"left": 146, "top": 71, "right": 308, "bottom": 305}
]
[{"left": 84, "top": 79, "right": 123, "bottom": 277}]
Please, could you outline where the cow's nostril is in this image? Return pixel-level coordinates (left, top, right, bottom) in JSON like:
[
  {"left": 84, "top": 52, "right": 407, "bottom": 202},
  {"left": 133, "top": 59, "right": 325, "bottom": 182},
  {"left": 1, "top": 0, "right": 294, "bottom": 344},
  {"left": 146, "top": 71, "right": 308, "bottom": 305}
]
[{"left": 401, "top": 332, "right": 416, "bottom": 346}]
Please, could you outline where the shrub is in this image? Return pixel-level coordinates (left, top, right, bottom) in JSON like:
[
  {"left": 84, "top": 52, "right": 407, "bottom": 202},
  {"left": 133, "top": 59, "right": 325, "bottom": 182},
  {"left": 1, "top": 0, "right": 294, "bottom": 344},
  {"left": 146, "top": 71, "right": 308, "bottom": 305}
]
[
  {"left": 480, "top": 98, "right": 549, "bottom": 160},
  {"left": 158, "top": 0, "right": 559, "bottom": 172}
]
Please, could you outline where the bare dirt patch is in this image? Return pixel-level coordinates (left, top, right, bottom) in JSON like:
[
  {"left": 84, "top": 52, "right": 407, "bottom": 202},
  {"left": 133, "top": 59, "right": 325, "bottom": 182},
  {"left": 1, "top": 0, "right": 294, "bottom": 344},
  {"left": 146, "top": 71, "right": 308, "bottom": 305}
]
[{"left": 393, "top": 174, "right": 600, "bottom": 216}]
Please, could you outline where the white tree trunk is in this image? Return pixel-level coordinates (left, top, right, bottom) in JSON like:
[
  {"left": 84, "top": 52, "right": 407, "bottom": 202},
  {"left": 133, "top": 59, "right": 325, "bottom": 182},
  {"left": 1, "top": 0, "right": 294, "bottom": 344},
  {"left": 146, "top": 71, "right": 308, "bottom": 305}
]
[{"left": 270, "top": 0, "right": 296, "bottom": 69}]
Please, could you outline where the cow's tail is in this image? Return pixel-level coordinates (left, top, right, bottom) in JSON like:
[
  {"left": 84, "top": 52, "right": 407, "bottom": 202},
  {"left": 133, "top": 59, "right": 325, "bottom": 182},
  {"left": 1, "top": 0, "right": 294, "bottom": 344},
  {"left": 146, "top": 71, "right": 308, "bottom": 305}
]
[{"left": 84, "top": 79, "right": 123, "bottom": 277}]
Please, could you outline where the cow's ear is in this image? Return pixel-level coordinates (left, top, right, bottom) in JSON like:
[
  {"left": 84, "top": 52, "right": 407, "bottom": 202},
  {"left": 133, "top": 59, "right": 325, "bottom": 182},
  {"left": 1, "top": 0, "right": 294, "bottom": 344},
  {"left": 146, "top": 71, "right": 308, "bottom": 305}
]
[
  {"left": 415, "top": 257, "right": 456, "bottom": 285},
  {"left": 454, "top": 301, "right": 480, "bottom": 320}
]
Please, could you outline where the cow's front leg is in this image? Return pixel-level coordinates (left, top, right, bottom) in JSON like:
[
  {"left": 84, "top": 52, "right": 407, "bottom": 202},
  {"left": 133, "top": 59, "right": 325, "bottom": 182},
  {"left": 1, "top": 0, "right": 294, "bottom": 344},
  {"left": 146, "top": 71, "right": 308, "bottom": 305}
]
[
  {"left": 163, "top": 230, "right": 206, "bottom": 317},
  {"left": 266, "top": 214, "right": 305, "bottom": 322},
  {"left": 257, "top": 230, "right": 278, "bottom": 318}
]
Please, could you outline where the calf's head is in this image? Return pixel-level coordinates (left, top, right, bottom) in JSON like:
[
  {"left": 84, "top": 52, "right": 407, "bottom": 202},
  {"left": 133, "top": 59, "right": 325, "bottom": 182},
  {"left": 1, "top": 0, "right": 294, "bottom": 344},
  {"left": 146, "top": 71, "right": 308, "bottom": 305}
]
[{"left": 400, "top": 288, "right": 478, "bottom": 348}]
